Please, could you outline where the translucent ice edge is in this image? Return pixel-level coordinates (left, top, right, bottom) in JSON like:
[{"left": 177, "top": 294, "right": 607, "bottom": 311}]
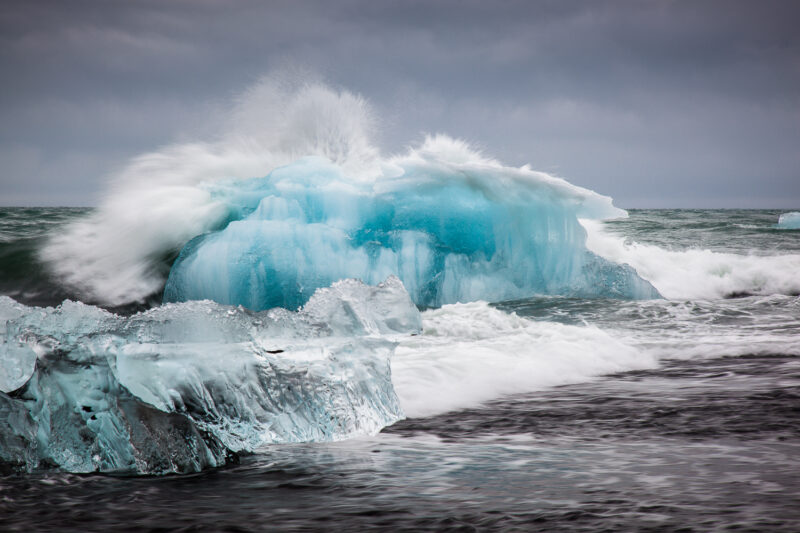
[{"left": 0, "top": 277, "right": 418, "bottom": 475}]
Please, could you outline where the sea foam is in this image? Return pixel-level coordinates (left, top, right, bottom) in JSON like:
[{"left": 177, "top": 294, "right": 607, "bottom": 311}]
[
  {"left": 393, "top": 301, "right": 656, "bottom": 418},
  {"left": 582, "top": 219, "right": 800, "bottom": 299}
]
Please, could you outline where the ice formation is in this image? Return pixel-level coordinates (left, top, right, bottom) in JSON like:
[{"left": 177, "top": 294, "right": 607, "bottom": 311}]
[
  {"left": 164, "top": 140, "right": 660, "bottom": 310},
  {"left": 777, "top": 212, "right": 800, "bottom": 229},
  {"left": 0, "top": 277, "right": 416, "bottom": 474}
]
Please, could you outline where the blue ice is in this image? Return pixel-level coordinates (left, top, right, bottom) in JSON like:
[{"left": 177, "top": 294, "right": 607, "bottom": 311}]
[
  {"left": 777, "top": 212, "right": 800, "bottom": 229},
  {"left": 164, "top": 156, "right": 659, "bottom": 311}
]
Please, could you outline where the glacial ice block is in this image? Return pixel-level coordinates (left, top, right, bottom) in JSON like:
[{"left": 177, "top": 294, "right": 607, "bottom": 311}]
[
  {"left": 0, "top": 278, "right": 415, "bottom": 474},
  {"left": 777, "top": 212, "right": 800, "bottom": 229},
  {"left": 164, "top": 151, "right": 659, "bottom": 311}
]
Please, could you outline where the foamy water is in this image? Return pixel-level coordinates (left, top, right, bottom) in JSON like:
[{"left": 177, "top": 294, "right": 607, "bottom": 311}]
[{"left": 582, "top": 217, "right": 800, "bottom": 299}]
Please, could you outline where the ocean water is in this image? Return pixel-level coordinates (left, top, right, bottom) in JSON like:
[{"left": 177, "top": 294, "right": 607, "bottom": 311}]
[{"left": 1, "top": 207, "right": 799, "bottom": 531}]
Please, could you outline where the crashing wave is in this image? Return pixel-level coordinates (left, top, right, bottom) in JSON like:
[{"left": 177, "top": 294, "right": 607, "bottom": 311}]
[
  {"left": 40, "top": 77, "right": 380, "bottom": 306},
  {"left": 582, "top": 219, "right": 800, "bottom": 299},
  {"left": 41, "top": 76, "right": 658, "bottom": 308},
  {"left": 0, "top": 277, "right": 416, "bottom": 474}
]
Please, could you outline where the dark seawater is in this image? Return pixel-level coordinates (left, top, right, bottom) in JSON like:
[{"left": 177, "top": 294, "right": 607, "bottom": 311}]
[
  {"left": 2, "top": 208, "right": 800, "bottom": 531},
  {"left": 606, "top": 209, "right": 800, "bottom": 254},
  {"left": 0, "top": 207, "right": 164, "bottom": 313},
  {"left": 0, "top": 208, "right": 89, "bottom": 307},
  {"left": 2, "top": 356, "right": 798, "bottom": 531}
]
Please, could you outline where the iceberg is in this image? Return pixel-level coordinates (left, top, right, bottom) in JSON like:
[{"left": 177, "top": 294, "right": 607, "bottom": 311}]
[
  {"left": 164, "top": 139, "right": 660, "bottom": 311},
  {"left": 0, "top": 277, "right": 415, "bottom": 474},
  {"left": 777, "top": 212, "right": 800, "bottom": 229}
]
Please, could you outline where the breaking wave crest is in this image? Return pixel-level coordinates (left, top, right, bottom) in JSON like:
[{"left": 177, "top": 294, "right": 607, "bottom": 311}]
[
  {"left": 582, "top": 219, "right": 800, "bottom": 299},
  {"left": 40, "top": 76, "right": 382, "bottom": 305},
  {"left": 394, "top": 301, "right": 656, "bottom": 418}
]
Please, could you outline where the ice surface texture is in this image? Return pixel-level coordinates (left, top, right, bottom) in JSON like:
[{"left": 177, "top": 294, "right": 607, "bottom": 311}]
[
  {"left": 777, "top": 212, "right": 800, "bottom": 229},
  {"left": 0, "top": 278, "right": 416, "bottom": 474},
  {"left": 164, "top": 141, "right": 659, "bottom": 311}
]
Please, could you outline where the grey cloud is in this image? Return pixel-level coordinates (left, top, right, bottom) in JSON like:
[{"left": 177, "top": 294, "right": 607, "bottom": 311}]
[{"left": 0, "top": 0, "right": 798, "bottom": 207}]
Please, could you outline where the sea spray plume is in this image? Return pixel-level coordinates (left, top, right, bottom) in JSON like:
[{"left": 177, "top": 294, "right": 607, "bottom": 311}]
[
  {"left": 228, "top": 75, "right": 380, "bottom": 177},
  {"left": 41, "top": 75, "right": 381, "bottom": 305}
]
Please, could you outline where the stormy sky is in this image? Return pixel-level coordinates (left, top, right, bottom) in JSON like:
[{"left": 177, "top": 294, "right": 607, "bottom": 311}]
[{"left": 1, "top": 0, "right": 798, "bottom": 208}]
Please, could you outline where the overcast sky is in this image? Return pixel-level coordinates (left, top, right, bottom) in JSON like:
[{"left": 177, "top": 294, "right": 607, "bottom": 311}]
[{"left": 1, "top": 0, "right": 798, "bottom": 207}]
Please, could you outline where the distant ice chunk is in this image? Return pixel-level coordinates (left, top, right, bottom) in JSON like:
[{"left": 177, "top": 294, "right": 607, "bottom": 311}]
[
  {"left": 0, "top": 279, "right": 414, "bottom": 475},
  {"left": 777, "top": 212, "right": 800, "bottom": 229}
]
